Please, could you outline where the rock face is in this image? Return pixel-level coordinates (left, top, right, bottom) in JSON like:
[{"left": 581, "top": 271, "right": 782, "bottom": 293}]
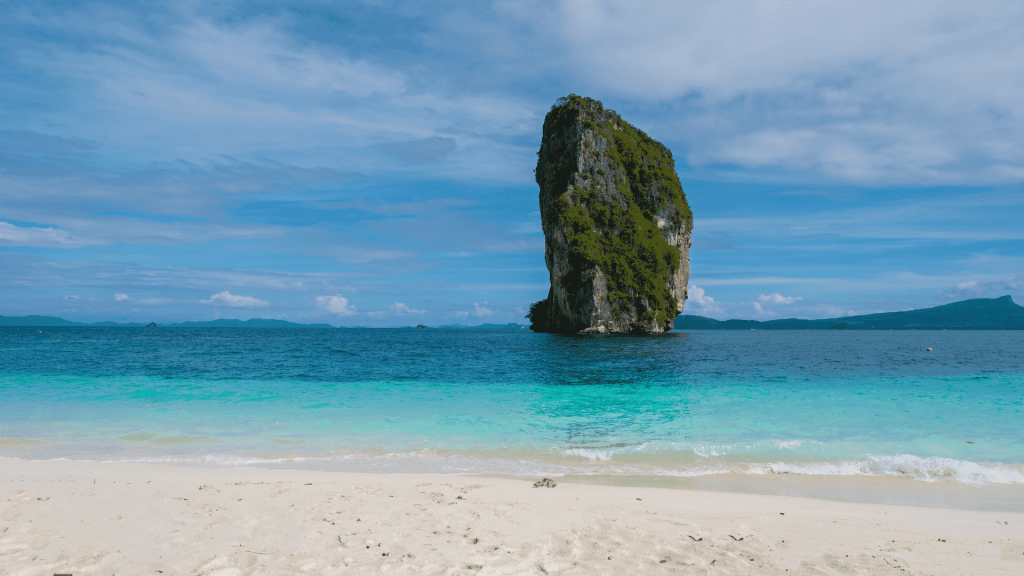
[{"left": 528, "top": 95, "right": 692, "bottom": 334}]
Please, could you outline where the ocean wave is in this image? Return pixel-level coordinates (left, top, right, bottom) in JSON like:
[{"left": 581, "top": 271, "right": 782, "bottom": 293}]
[
  {"left": 559, "top": 438, "right": 821, "bottom": 461},
  {"left": 88, "top": 449, "right": 1024, "bottom": 486},
  {"left": 562, "top": 448, "right": 614, "bottom": 461},
  {"left": 762, "top": 454, "right": 1024, "bottom": 485}
]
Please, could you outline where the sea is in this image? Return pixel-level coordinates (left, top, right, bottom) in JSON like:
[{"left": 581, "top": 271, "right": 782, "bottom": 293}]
[{"left": 2, "top": 327, "right": 1023, "bottom": 491}]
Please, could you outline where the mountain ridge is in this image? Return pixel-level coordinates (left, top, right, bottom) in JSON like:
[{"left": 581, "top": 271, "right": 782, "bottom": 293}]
[
  {"left": 0, "top": 315, "right": 530, "bottom": 330},
  {"left": 674, "top": 296, "right": 1024, "bottom": 330},
  {"left": 5, "top": 297, "right": 1017, "bottom": 330},
  {"left": 0, "top": 316, "right": 335, "bottom": 328}
]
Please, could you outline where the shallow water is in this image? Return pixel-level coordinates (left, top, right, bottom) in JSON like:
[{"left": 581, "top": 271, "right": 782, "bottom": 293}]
[{"left": 1, "top": 327, "right": 1022, "bottom": 485}]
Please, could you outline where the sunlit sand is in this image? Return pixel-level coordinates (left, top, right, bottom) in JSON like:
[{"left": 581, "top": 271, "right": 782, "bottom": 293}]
[{"left": 3, "top": 458, "right": 1021, "bottom": 575}]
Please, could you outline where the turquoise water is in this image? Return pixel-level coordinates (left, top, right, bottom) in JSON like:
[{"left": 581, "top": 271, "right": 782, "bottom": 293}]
[{"left": 1, "top": 327, "right": 1023, "bottom": 484}]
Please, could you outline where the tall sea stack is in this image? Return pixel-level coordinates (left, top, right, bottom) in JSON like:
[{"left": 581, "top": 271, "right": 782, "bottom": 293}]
[{"left": 528, "top": 95, "right": 692, "bottom": 334}]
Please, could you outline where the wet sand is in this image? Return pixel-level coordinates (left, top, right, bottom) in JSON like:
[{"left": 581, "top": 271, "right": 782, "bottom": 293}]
[{"left": 2, "top": 458, "right": 1022, "bottom": 575}]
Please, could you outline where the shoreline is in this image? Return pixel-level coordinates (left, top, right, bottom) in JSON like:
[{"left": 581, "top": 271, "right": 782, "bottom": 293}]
[
  {"left": 5, "top": 453, "right": 1024, "bottom": 512},
  {"left": 3, "top": 458, "right": 1022, "bottom": 575},
  {"left": 554, "top": 472, "right": 1024, "bottom": 513},
  {"left": 7, "top": 436, "right": 1024, "bottom": 492}
]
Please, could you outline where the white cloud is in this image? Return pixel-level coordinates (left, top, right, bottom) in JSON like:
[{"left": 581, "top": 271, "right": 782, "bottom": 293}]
[
  {"left": 455, "top": 303, "right": 493, "bottom": 319},
  {"left": 0, "top": 221, "right": 83, "bottom": 248},
  {"left": 63, "top": 295, "right": 79, "bottom": 301},
  {"left": 174, "top": 20, "right": 406, "bottom": 100},
  {"left": 685, "top": 285, "right": 722, "bottom": 315},
  {"left": 315, "top": 294, "right": 357, "bottom": 316},
  {"left": 334, "top": 248, "right": 418, "bottom": 265},
  {"left": 941, "top": 280, "right": 988, "bottom": 299},
  {"left": 11, "top": 6, "right": 539, "bottom": 190},
  {"left": 939, "top": 273, "right": 1024, "bottom": 300},
  {"left": 114, "top": 293, "right": 130, "bottom": 301},
  {"left": 499, "top": 0, "right": 1024, "bottom": 184},
  {"left": 815, "top": 305, "right": 865, "bottom": 319},
  {"left": 686, "top": 287, "right": 824, "bottom": 319},
  {"left": 390, "top": 302, "right": 425, "bottom": 315},
  {"left": 201, "top": 291, "right": 269, "bottom": 308},
  {"left": 757, "top": 293, "right": 803, "bottom": 305},
  {"left": 136, "top": 298, "right": 178, "bottom": 305},
  {"left": 685, "top": 286, "right": 879, "bottom": 320}
]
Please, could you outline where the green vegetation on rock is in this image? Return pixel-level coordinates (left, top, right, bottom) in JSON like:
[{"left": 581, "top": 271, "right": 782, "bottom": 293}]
[{"left": 530, "top": 95, "right": 692, "bottom": 333}]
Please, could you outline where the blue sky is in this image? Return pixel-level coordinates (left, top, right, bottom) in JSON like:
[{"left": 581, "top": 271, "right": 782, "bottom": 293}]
[{"left": 2, "top": 0, "right": 1023, "bottom": 325}]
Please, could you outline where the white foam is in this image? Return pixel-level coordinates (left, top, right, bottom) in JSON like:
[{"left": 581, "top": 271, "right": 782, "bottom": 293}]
[
  {"left": 562, "top": 448, "right": 613, "bottom": 461},
  {"left": 691, "top": 444, "right": 725, "bottom": 457},
  {"left": 772, "top": 439, "right": 804, "bottom": 450},
  {"left": 66, "top": 447, "right": 1024, "bottom": 486},
  {"left": 762, "top": 454, "right": 1024, "bottom": 485}
]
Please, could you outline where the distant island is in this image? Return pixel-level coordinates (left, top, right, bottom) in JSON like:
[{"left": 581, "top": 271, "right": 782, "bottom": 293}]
[
  {"left": 0, "top": 315, "right": 529, "bottom": 330},
  {"left": 430, "top": 323, "right": 528, "bottom": 330},
  {"left": 6, "top": 297, "right": 1020, "bottom": 330},
  {"left": 0, "top": 316, "right": 336, "bottom": 328},
  {"left": 674, "top": 296, "right": 1024, "bottom": 330}
]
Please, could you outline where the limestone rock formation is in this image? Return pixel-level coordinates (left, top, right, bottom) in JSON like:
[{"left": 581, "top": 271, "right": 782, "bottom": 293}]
[{"left": 528, "top": 95, "right": 692, "bottom": 334}]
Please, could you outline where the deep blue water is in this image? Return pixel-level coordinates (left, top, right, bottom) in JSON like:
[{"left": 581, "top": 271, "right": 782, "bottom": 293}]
[{"left": 1, "top": 327, "right": 1022, "bottom": 484}]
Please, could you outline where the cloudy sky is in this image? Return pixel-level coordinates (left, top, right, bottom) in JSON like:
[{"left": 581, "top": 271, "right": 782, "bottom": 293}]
[{"left": 2, "top": 0, "right": 1023, "bottom": 325}]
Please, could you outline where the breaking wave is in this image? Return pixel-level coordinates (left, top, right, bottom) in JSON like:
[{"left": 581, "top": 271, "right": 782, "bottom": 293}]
[{"left": 88, "top": 448, "right": 1024, "bottom": 486}]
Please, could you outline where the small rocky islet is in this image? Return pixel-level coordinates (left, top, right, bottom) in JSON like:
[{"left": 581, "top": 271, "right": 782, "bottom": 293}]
[{"left": 529, "top": 95, "right": 692, "bottom": 334}]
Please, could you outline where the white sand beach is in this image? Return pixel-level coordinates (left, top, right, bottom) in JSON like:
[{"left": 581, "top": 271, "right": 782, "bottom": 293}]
[{"left": 2, "top": 458, "right": 1022, "bottom": 575}]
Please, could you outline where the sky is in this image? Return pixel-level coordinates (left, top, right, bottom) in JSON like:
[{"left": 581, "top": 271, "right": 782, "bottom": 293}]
[{"left": 2, "top": 0, "right": 1024, "bottom": 326}]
